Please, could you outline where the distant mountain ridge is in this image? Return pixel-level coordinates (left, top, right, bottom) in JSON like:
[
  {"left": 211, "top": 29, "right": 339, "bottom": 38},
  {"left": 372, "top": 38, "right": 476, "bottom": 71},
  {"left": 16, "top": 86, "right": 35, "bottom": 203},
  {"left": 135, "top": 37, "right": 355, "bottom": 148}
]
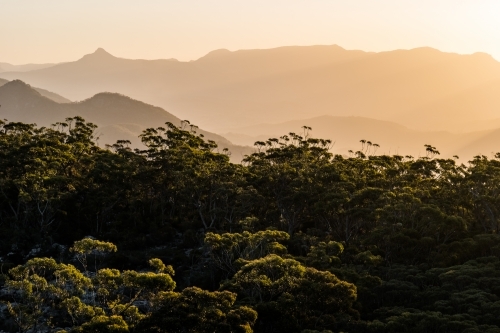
[
  {"left": 0, "top": 62, "right": 56, "bottom": 73},
  {"left": 0, "top": 80, "right": 253, "bottom": 163},
  {"left": 0, "top": 78, "right": 71, "bottom": 103},
  {"left": 223, "top": 115, "right": 500, "bottom": 161},
  {"left": 1, "top": 80, "right": 500, "bottom": 162},
  {"left": 2, "top": 45, "right": 500, "bottom": 133}
]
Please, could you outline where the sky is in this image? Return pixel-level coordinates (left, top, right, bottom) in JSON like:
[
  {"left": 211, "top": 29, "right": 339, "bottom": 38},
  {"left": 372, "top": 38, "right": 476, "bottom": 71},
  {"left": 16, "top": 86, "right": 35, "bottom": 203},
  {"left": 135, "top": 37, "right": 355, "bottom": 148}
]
[{"left": 2, "top": 0, "right": 500, "bottom": 64}]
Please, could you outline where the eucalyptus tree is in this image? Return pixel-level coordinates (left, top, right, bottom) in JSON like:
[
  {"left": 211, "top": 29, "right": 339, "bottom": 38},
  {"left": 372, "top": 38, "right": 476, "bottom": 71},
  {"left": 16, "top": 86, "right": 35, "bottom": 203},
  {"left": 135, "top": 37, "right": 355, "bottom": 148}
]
[
  {"left": 223, "top": 254, "right": 358, "bottom": 333},
  {"left": 3, "top": 238, "right": 176, "bottom": 332},
  {"left": 204, "top": 230, "right": 290, "bottom": 277},
  {"left": 243, "top": 131, "right": 333, "bottom": 235},
  {"left": 464, "top": 154, "right": 500, "bottom": 233},
  {"left": 0, "top": 117, "right": 100, "bottom": 248},
  {"left": 134, "top": 287, "right": 257, "bottom": 333},
  {"left": 138, "top": 122, "right": 250, "bottom": 231}
]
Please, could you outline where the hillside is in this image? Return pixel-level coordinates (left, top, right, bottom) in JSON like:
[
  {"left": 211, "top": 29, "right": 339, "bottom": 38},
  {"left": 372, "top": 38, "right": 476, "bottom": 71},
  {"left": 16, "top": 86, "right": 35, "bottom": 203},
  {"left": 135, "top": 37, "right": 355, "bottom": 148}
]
[
  {"left": 0, "top": 80, "right": 253, "bottom": 162},
  {"left": 2, "top": 76, "right": 499, "bottom": 161},
  {"left": 0, "top": 61, "right": 56, "bottom": 73},
  {"left": 0, "top": 78, "right": 71, "bottom": 103},
  {"left": 2, "top": 46, "right": 500, "bottom": 132},
  {"left": 223, "top": 115, "right": 499, "bottom": 160}
]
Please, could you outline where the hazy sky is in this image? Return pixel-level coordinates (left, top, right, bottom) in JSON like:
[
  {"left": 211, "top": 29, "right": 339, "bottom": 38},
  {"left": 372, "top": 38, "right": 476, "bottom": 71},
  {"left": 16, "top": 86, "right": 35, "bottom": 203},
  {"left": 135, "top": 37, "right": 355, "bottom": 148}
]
[{"left": 2, "top": 0, "right": 500, "bottom": 64}]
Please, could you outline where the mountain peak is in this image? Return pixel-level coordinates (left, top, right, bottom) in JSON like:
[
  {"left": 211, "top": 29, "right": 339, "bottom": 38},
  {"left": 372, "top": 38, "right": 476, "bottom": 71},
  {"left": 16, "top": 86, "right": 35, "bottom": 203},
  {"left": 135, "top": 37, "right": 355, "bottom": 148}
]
[
  {"left": 0, "top": 79, "right": 54, "bottom": 105},
  {"left": 0, "top": 80, "right": 47, "bottom": 100},
  {"left": 94, "top": 47, "right": 110, "bottom": 55},
  {"left": 0, "top": 79, "right": 71, "bottom": 103},
  {"left": 2, "top": 79, "right": 36, "bottom": 92},
  {"left": 79, "top": 48, "right": 116, "bottom": 61},
  {"left": 197, "top": 49, "right": 232, "bottom": 61}
]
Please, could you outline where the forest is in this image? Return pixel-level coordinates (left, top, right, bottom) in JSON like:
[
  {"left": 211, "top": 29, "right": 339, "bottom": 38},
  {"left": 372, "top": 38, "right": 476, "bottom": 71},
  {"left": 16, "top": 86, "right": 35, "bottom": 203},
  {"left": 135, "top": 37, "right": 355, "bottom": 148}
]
[{"left": 1, "top": 116, "right": 500, "bottom": 333}]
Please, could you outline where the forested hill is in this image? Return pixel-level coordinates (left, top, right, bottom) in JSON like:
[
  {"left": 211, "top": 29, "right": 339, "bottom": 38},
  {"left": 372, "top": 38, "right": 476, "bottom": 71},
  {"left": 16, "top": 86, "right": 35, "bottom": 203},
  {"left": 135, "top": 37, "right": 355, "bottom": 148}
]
[
  {"left": 0, "top": 78, "right": 71, "bottom": 103},
  {"left": 2, "top": 116, "right": 500, "bottom": 332},
  {"left": 0, "top": 80, "right": 253, "bottom": 162}
]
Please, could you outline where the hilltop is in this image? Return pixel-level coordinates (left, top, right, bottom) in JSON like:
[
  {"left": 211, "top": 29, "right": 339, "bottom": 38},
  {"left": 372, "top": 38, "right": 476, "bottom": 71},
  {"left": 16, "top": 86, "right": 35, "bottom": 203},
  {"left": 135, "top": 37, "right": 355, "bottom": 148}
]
[
  {"left": 0, "top": 80, "right": 253, "bottom": 162},
  {"left": 0, "top": 78, "right": 71, "bottom": 103}
]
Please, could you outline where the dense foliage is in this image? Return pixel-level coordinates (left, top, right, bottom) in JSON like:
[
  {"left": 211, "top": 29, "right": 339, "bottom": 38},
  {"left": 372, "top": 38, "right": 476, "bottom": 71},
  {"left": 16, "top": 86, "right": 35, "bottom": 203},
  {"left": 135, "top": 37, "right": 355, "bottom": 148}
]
[{"left": 1, "top": 117, "right": 500, "bottom": 332}]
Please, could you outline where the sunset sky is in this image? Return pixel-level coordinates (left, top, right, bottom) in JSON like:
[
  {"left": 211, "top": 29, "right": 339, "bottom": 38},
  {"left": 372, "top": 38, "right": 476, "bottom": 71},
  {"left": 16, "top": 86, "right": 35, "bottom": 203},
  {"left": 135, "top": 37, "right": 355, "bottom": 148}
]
[{"left": 2, "top": 0, "right": 500, "bottom": 64}]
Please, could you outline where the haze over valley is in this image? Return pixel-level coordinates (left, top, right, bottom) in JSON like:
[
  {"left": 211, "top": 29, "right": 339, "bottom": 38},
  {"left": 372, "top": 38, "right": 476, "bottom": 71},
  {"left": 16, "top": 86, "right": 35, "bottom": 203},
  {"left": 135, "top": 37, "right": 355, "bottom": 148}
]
[
  {"left": 6, "top": 2, "right": 500, "bottom": 333},
  {"left": 3, "top": 45, "right": 500, "bottom": 161},
  {"left": 0, "top": 79, "right": 252, "bottom": 162}
]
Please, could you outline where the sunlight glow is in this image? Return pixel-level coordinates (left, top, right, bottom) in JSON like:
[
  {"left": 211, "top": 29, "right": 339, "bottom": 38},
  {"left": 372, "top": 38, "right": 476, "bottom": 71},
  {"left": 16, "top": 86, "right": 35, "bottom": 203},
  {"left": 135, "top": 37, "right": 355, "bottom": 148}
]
[{"left": 1, "top": 1, "right": 500, "bottom": 63}]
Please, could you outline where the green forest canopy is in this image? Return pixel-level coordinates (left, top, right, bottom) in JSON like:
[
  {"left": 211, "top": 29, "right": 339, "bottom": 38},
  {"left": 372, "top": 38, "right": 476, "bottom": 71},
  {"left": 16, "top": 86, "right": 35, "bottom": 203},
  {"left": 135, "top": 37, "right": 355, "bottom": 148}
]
[{"left": 1, "top": 117, "right": 500, "bottom": 332}]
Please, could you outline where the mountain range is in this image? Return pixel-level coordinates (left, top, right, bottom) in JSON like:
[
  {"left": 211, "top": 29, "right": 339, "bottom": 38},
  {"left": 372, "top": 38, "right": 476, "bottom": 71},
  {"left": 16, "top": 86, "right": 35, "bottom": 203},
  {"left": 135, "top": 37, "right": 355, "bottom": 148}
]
[
  {"left": 0, "top": 62, "right": 56, "bottom": 73},
  {"left": 0, "top": 78, "right": 71, "bottom": 103},
  {"left": 2, "top": 45, "right": 500, "bottom": 161},
  {"left": 223, "top": 116, "right": 500, "bottom": 160},
  {"left": 0, "top": 80, "right": 253, "bottom": 162},
  {"left": 2, "top": 46, "right": 500, "bottom": 133},
  {"left": 2, "top": 78, "right": 500, "bottom": 161}
]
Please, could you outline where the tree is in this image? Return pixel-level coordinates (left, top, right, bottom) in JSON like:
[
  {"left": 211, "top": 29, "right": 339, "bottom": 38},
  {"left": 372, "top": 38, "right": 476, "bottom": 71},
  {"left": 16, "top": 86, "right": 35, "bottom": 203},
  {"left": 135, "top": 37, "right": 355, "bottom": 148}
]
[
  {"left": 70, "top": 237, "right": 118, "bottom": 274},
  {"left": 134, "top": 287, "right": 257, "bottom": 333},
  {"left": 138, "top": 122, "right": 250, "bottom": 231},
  {"left": 244, "top": 132, "right": 333, "bottom": 235},
  {"left": 4, "top": 257, "right": 91, "bottom": 333},
  {"left": 2, "top": 238, "right": 176, "bottom": 332},
  {"left": 204, "top": 230, "right": 289, "bottom": 277},
  {"left": 224, "top": 254, "right": 358, "bottom": 332}
]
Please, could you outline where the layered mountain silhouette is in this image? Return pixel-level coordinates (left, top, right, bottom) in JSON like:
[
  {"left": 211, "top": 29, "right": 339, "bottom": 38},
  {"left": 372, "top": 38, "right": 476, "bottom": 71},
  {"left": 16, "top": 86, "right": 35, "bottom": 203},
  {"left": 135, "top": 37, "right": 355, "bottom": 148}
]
[
  {"left": 0, "top": 80, "right": 253, "bottom": 162},
  {"left": 2, "top": 46, "right": 500, "bottom": 133},
  {"left": 0, "top": 78, "right": 71, "bottom": 103},
  {"left": 223, "top": 116, "right": 500, "bottom": 160},
  {"left": 0, "top": 62, "right": 56, "bottom": 73},
  {"left": 1, "top": 79, "right": 499, "bottom": 161}
]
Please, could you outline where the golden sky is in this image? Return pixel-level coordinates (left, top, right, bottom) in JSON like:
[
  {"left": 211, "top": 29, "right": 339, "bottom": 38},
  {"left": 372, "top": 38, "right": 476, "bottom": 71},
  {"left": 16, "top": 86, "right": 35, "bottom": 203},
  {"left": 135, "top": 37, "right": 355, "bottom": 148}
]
[{"left": 2, "top": 0, "right": 500, "bottom": 64}]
